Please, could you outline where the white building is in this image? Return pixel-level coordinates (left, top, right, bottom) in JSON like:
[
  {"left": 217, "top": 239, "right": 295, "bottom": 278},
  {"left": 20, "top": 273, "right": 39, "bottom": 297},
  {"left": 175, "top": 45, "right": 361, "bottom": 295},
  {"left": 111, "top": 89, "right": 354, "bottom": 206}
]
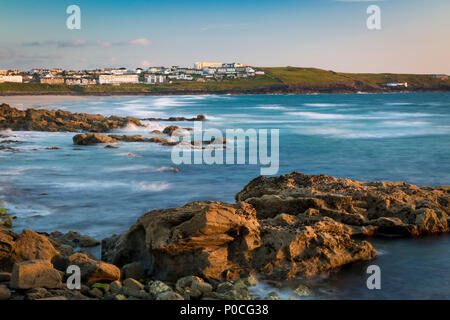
[
  {"left": 0, "top": 75, "right": 23, "bottom": 83},
  {"left": 145, "top": 75, "right": 165, "bottom": 84},
  {"left": 384, "top": 82, "right": 408, "bottom": 88},
  {"left": 99, "top": 74, "right": 139, "bottom": 85},
  {"left": 194, "top": 62, "right": 223, "bottom": 69}
]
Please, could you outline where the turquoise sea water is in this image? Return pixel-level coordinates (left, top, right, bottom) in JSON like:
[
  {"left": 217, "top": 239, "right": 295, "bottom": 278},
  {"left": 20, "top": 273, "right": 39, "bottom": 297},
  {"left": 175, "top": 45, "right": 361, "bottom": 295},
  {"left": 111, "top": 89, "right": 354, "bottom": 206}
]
[{"left": 1, "top": 92, "right": 449, "bottom": 299}]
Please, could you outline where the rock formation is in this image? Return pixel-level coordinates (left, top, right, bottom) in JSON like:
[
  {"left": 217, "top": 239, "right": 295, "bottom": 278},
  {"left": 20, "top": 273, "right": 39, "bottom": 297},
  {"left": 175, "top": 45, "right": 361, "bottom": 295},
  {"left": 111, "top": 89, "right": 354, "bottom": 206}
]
[
  {"left": 0, "top": 104, "right": 143, "bottom": 132},
  {"left": 102, "top": 172, "right": 449, "bottom": 283}
]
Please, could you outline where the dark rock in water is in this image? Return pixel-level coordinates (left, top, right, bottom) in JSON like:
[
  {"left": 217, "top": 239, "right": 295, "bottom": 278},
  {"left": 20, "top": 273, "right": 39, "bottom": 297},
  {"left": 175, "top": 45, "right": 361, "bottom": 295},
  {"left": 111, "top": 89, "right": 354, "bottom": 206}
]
[
  {"left": 102, "top": 172, "right": 450, "bottom": 282},
  {"left": 45, "top": 146, "right": 60, "bottom": 150},
  {"left": 162, "top": 125, "right": 181, "bottom": 136},
  {"left": 143, "top": 114, "right": 207, "bottom": 122},
  {"left": 0, "top": 104, "right": 144, "bottom": 132},
  {"left": 108, "top": 134, "right": 170, "bottom": 144},
  {"left": 73, "top": 133, "right": 172, "bottom": 145},
  {"left": 105, "top": 144, "right": 119, "bottom": 149},
  {"left": 0, "top": 140, "right": 24, "bottom": 144},
  {"left": 73, "top": 133, "right": 118, "bottom": 145},
  {"left": 151, "top": 130, "right": 163, "bottom": 134},
  {"left": 0, "top": 146, "right": 20, "bottom": 152}
]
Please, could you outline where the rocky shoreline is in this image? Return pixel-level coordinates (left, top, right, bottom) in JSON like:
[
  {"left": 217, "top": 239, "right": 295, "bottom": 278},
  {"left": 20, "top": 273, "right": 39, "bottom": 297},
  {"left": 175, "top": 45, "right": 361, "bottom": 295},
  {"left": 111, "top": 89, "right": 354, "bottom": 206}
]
[
  {"left": 0, "top": 172, "right": 448, "bottom": 300},
  {"left": 0, "top": 104, "right": 214, "bottom": 152}
]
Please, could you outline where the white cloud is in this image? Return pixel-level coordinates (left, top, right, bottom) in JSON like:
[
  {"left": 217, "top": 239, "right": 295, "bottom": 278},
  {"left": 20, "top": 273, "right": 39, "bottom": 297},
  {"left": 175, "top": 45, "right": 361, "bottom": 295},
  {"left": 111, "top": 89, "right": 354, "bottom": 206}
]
[{"left": 130, "top": 38, "right": 151, "bottom": 46}]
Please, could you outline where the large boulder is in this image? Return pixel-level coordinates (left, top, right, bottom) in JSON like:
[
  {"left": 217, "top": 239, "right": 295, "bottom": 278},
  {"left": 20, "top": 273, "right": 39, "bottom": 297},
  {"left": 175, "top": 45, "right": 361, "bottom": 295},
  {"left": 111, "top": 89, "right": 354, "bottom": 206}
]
[
  {"left": 10, "top": 260, "right": 62, "bottom": 289},
  {"left": 0, "top": 228, "right": 59, "bottom": 272},
  {"left": 103, "top": 201, "right": 261, "bottom": 281},
  {"left": 102, "top": 200, "right": 375, "bottom": 281},
  {"left": 102, "top": 172, "right": 449, "bottom": 282}
]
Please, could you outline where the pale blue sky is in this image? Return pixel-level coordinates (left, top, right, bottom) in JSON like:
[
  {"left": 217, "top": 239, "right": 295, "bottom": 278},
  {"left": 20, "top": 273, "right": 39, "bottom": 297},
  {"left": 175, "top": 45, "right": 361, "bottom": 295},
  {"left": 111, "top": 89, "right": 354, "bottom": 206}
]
[{"left": 0, "top": 0, "right": 449, "bottom": 73}]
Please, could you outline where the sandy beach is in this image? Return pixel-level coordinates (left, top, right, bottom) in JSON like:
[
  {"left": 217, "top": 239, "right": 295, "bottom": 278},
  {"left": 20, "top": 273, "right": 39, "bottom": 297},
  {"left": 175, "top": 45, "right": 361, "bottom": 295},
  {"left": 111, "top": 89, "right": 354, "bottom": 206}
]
[{"left": 0, "top": 95, "right": 96, "bottom": 109}]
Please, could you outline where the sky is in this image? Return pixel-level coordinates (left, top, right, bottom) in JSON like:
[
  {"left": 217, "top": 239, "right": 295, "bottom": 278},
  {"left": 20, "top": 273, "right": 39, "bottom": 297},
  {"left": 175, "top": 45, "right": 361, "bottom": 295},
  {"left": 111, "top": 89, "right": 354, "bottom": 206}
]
[{"left": 0, "top": 0, "right": 449, "bottom": 74}]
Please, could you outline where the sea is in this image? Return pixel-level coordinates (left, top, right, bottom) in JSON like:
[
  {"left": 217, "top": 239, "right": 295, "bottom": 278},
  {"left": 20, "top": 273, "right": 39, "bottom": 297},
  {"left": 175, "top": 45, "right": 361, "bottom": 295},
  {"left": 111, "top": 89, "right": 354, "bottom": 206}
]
[{"left": 1, "top": 92, "right": 449, "bottom": 299}]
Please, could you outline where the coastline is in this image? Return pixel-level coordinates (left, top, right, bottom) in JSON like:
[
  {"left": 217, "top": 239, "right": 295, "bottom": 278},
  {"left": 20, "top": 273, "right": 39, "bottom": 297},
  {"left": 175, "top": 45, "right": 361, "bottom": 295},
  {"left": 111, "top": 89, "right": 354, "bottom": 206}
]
[
  {"left": 1, "top": 88, "right": 449, "bottom": 98},
  {"left": 1, "top": 89, "right": 449, "bottom": 109}
]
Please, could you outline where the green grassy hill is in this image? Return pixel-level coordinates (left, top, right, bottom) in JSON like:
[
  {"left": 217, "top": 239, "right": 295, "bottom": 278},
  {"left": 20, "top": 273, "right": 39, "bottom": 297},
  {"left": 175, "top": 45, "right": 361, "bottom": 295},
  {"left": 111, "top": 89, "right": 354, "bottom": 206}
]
[{"left": 0, "top": 67, "right": 448, "bottom": 95}]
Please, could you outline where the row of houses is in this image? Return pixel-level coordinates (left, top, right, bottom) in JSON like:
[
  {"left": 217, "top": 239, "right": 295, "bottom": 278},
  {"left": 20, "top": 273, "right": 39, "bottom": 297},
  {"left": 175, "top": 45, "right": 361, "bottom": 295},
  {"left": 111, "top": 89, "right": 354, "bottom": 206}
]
[{"left": 0, "top": 62, "right": 266, "bottom": 85}]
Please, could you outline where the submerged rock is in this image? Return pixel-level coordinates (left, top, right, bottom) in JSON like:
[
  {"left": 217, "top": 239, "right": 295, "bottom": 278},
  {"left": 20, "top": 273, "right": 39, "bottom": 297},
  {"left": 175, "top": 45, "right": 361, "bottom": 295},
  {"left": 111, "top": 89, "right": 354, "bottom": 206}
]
[{"left": 73, "top": 133, "right": 118, "bottom": 145}]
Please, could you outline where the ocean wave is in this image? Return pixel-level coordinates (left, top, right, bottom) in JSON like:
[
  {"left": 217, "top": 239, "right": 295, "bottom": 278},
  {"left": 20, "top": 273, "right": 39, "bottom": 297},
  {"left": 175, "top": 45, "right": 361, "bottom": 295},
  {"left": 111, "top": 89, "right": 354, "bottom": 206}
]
[
  {"left": 286, "top": 111, "right": 440, "bottom": 121},
  {"left": 384, "top": 102, "right": 414, "bottom": 106},
  {"left": 382, "top": 121, "right": 431, "bottom": 126},
  {"left": 296, "top": 126, "right": 450, "bottom": 139},
  {"left": 303, "top": 103, "right": 352, "bottom": 107},
  {"left": 256, "top": 105, "right": 287, "bottom": 110},
  {"left": 286, "top": 112, "right": 366, "bottom": 120}
]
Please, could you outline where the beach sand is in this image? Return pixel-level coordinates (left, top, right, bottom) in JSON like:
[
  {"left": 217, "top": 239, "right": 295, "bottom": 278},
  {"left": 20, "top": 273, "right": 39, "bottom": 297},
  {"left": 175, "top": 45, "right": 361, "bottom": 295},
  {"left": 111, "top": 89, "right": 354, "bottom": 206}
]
[{"left": 0, "top": 95, "right": 97, "bottom": 109}]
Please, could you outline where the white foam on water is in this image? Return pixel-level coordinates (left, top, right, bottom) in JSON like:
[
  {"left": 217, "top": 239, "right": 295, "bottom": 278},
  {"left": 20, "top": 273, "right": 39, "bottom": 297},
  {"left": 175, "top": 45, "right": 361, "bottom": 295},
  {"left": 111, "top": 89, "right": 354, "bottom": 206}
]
[
  {"left": 384, "top": 102, "right": 414, "bottom": 106},
  {"left": 383, "top": 121, "right": 431, "bottom": 126},
  {"left": 286, "top": 112, "right": 366, "bottom": 120},
  {"left": 303, "top": 103, "right": 352, "bottom": 107},
  {"left": 256, "top": 105, "right": 288, "bottom": 110},
  {"left": 131, "top": 181, "right": 170, "bottom": 192},
  {"left": 54, "top": 180, "right": 129, "bottom": 189}
]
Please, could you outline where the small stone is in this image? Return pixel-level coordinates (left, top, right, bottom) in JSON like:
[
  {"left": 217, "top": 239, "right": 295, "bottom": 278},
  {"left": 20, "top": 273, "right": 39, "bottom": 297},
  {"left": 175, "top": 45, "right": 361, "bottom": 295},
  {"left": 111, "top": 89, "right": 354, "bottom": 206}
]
[
  {"left": 148, "top": 280, "right": 172, "bottom": 297},
  {"left": 293, "top": 285, "right": 311, "bottom": 297},
  {"left": 263, "top": 291, "right": 280, "bottom": 300},
  {"left": 109, "top": 280, "right": 122, "bottom": 294},
  {"left": 242, "top": 274, "right": 258, "bottom": 287},
  {"left": 25, "top": 287, "right": 50, "bottom": 300},
  {"left": 114, "top": 294, "right": 127, "bottom": 300},
  {"left": 176, "top": 276, "right": 212, "bottom": 299},
  {"left": 91, "top": 283, "right": 110, "bottom": 293},
  {"left": 122, "top": 287, "right": 149, "bottom": 299},
  {"left": 38, "top": 296, "right": 68, "bottom": 300},
  {"left": 156, "top": 291, "right": 184, "bottom": 300},
  {"left": 123, "top": 278, "right": 144, "bottom": 291},
  {"left": 89, "top": 287, "right": 103, "bottom": 299}
]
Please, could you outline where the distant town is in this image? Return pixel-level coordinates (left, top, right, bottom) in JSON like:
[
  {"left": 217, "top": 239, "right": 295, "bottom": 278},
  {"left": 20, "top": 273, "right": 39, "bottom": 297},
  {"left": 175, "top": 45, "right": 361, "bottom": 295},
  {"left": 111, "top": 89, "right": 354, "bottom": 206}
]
[{"left": 0, "top": 62, "right": 266, "bottom": 86}]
